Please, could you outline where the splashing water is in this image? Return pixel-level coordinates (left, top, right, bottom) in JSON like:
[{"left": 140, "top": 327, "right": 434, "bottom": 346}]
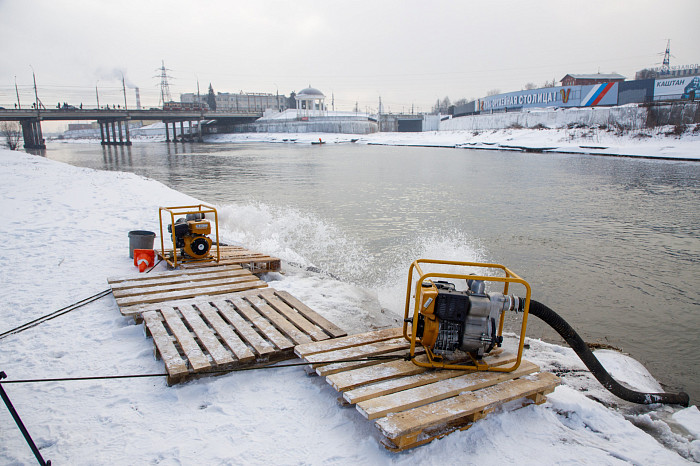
[
  {"left": 216, "top": 202, "right": 374, "bottom": 281},
  {"left": 218, "top": 201, "right": 486, "bottom": 317}
]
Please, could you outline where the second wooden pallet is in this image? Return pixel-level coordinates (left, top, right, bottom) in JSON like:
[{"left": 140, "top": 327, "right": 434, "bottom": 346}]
[{"left": 295, "top": 327, "right": 560, "bottom": 451}]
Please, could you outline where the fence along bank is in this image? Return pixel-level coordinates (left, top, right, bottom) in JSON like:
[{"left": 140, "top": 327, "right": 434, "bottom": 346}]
[{"left": 453, "top": 76, "right": 700, "bottom": 117}]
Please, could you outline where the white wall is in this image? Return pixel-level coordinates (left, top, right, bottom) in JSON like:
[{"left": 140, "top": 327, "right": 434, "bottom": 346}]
[{"left": 440, "top": 105, "right": 648, "bottom": 131}]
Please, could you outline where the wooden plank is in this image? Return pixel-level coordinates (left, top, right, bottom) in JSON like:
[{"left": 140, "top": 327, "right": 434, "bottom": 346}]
[
  {"left": 196, "top": 302, "right": 255, "bottom": 363},
  {"left": 345, "top": 353, "right": 520, "bottom": 405},
  {"left": 227, "top": 296, "right": 295, "bottom": 351},
  {"left": 142, "top": 311, "right": 188, "bottom": 377},
  {"left": 376, "top": 372, "right": 561, "bottom": 441},
  {"left": 343, "top": 368, "right": 459, "bottom": 405},
  {"left": 303, "top": 337, "right": 410, "bottom": 377},
  {"left": 159, "top": 307, "right": 211, "bottom": 372},
  {"left": 295, "top": 327, "right": 403, "bottom": 358},
  {"left": 159, "top": 246, "right": 259, "bottom": 257},
  {"left": 177, "top": 305, "right": 234, "bottom": 367},
  {"left": 108, "top": 267, "right": 252, "bottom": 291},
  {"left": 357, "top": 361, "right": 539, "bottom": 420},
  {"left": 114, "top": 280, "right": 268, "bottom": 307},
  {"left": 119, "top": 296, "right": 215, "bottom": 318},
  {"left": 304, "top": 337, "right": 409, "bottom": 366},
  {"left": 212, "top": 299, "right": 276, "bottom": 358},
  {"left": 107, "top": 264, "right": 245, "bottom": 284},
  {"left": 180, "top": 258, "right": 280, "bottom": 270},
  {"left": 112, "top": 275, "right": 261, "bottom": 299},
  {"left": 243, "top": 293, "right": 313, "bottom": 346},
  {"left": 327, "top": 357, "right": 427, "bottom": 393},
  {"left": 317, "top": 348, "right": 416, "bottom": 378},
  {"left": 255, "top": 289, "right": 330, "bottom": 342},
  {"left": 329, "top": 350, "right": 513, "bottom": 395},
  {"left": 275, "top": 291, "right": 346, "bottom": 339},
  {"left": 346, "top": 364, "right": 464, "bottom": 408}
]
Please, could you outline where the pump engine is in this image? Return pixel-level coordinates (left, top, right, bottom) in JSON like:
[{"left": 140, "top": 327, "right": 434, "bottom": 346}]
[
  {"left": 167, "top": 213, "right": 213, "bottom": 259},
  {"left": 403, "top": 259, "right": 531, "bottom": 373},
  {"left": 416, "top": 278, "right": 523, "bottom": 360}
]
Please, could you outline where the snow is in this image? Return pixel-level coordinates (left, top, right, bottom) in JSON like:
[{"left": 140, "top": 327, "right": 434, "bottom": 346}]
[
  {"left": 203, "top": 125, "right": 700, "bottom": 160},
  {"left": 53, "top": 110, "right": 700, "bottom": 161},
  {"left": 675, "top": 406, "right": 700, "bottom": 438},
  {"left": 1, "top": 149, "right": 699, "bottom": 464},
  {"left": 258, "top": 109, "right": 372, "bottom": 120}
]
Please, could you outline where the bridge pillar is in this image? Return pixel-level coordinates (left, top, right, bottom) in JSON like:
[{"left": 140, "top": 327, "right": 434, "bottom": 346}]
[
  {"left": 164, "top": 121, "right": 170, "bottom": 141},
  {"left": 21, "top": 119, "right": 46, "bottom": 149},
  {"left": 99, "top": 119, "right": 132, "bottom": 145},
  {"left": 124, "top": 119, "right": 131, "bottom": 145},
  {"left": 180, "top": 121, "right": 185, "bottom": 141}
]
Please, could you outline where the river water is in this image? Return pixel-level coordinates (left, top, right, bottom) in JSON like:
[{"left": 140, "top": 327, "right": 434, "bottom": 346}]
[{"left": 44, "top": 141, "right": 700, "bottom": 404}]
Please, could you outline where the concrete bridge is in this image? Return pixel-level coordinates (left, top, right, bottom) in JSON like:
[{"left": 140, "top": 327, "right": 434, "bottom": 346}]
[{"left": 0, "top": 108, "right": 262, "bottom": 148}]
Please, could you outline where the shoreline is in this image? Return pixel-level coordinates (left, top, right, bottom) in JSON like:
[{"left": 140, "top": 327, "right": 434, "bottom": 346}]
[{"left": 53, "top": 124, "right": 700, "bottom": 161}]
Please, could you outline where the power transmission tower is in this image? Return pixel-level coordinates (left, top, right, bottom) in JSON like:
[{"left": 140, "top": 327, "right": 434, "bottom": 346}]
[
  {"left": 661, "top": 39, "right": 671, "bottom": 74},
  {"left": 156, "top": 60, "right": 173, "bottom": 106}
]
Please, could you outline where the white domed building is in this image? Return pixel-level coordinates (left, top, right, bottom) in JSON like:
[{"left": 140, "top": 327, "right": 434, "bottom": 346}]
[
  {"left": 295, "top": 87, "right": 326, "bottom": 118},
  {"left": 252, "top": 85, "right": 379, "bottom": 134}
]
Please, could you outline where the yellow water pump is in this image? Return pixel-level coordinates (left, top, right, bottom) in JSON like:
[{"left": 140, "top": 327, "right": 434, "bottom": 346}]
[
  {"left": 401, "top": 258, "right": 690, "bottom": 406},
  {"left": 403, "top": 259, "right": 531, "bottom": 373},
  {"left": 159, "top": 204, "right": 220, "bottom": 268}
]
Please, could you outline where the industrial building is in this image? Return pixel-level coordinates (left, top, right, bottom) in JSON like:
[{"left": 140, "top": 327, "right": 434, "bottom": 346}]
[
  {"left": 560, "top": 73, "right": 626, "bottom": 86},
  {"left": 180, "top": 91, "right": 287, "bottom": 112}
]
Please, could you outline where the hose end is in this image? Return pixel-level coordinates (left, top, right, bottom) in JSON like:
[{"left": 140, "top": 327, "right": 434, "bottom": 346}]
[{"left": 677, "top": 392, "right": 690, "bottom": 407}]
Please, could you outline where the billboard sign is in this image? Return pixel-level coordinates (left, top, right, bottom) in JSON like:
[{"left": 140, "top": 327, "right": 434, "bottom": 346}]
[
  {"left": 476, "top": 83, "right": 618, "bottom": 112},
  {"left": 580, "top": 83, "right": 619, "bottom": 106},
  {"left": 654, "top": 77, "right": 700, "bottom": 98}
]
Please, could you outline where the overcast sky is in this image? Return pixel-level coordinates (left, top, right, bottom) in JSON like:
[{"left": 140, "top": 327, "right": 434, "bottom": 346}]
[{"left": 1, "top": 0, "right": 698, "bottom": 113}]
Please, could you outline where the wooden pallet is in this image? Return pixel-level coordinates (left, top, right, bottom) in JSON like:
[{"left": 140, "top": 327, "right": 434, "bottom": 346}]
[
  {"left": 158, "top": 245, "right": 281, "bottom": 274},
  {"left": 142, "top": 288, "right": 347, "bottom": 385},
  {"left": 108, "top": 264, "right": 269, "bottom": 319},
  {"left": 295, "top": 328, "right": 560, "bottom": 451}
]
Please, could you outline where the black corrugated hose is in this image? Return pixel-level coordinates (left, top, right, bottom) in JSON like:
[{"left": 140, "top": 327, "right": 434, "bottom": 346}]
[{"left": 528, "top": 299, "right": 689, "bottom": 407}]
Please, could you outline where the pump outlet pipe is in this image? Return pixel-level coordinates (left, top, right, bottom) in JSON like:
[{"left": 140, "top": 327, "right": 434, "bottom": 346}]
[{"left": 527, "top": 299, "right": 689, "bottom": 407}]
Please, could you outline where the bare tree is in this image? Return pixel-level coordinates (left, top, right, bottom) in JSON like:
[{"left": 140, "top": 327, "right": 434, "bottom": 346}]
[
  {"left": 542, "top": 78, "right": 557, "bottom": 88},
  {"left": 523, "top": 82, "right": 538, "bottom": 90},
  {"left": 486, "top": 89, "right": 501, "bottom": 96},
  {"left": 431, "top": 96, "right": 452, "bottom": 114},
  {"left": 1, "top": 122, "right": 22, "bottom": 150}
]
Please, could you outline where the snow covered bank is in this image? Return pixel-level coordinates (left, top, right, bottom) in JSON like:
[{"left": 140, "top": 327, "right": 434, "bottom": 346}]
[
  {"left": 1, "top": 149, "right": 699, "bottom": 464},
  {"left": 364, "top": 125, "right": 700, "bottom": 160},
  {"left": 53, "top": 116, "right": 700, "bottom": 160},
  {"left": 206, "top": 125, "right": 700, "bottom": 160}
]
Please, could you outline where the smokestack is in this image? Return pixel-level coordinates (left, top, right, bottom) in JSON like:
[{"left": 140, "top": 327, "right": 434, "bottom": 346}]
[{"left": 134, "top": 87, "right": 141, "bottom": 110}]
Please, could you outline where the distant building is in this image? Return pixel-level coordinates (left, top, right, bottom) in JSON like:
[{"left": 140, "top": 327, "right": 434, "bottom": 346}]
[
  {"left": 67, "top": 123, "right": 96, "bottom": 131},
  {"left": 635, "top": 64, "right": 700, "bottom": 80},
  {"left": 295, "top": 87, "right": 326, "bottom": 118},
  {"left": 181, "top": 91, "right": 287, "bottom": 112},
  {"left": 560, "top": 73, "right": 625, "bottom": 86}
]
